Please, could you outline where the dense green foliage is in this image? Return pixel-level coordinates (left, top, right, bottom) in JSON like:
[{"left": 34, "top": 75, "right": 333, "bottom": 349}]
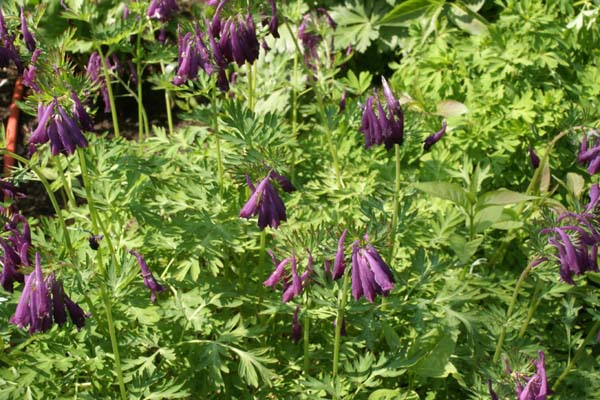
[{"left": 0, "top": 0, "right": 599, "bottom": 399}]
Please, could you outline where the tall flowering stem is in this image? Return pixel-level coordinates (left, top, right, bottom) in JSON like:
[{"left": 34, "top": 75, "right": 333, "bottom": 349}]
[
  {"left": 332, "top": 268, "right": 351, "bottom": 380},
  {"left": 1, "top": 150, "right": 74, "bottom": 258},
  {"left": 303, "top": 302, "right": 310, "bottom": 375},
  {"left": 95, "top": 45, "right": 120, "bottom": 138},
  {"left": 552, "top": 318, "right": 600, "bottom": 391},
  {"left": 210, "top": 82, "right": 225, "bottom": 196},
  {"left": 136, "top": 30, "right": 146, "bottom": 142},
  {"left": 100, "top": 285, "right": 127, "bottom": 400},
  {"left": 160, "top": 60, "right": 174, "bottom": 136},
  {"left": 389, "top": 144, "right": 401, "bottom": 260},
  {"left": 493, "top": 260, "right": 535, "bottom": 363},
  {"left": 77, "top": 148, "right": 115, "bottom": 258},
  {"left": 283, "top": 20, "right": 342, "bottom": 188}
]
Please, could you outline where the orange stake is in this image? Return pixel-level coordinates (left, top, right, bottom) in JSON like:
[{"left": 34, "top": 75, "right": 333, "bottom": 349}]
[{"left": 4, "top": 76, "right": 24, "bottom": 176}]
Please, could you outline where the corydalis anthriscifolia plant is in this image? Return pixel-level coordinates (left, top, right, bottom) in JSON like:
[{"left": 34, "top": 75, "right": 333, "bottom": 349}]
[
  {"left": 0, "top": 8, "right": 22, "bottom": 71},
  {"left": 360, "top": 77, "right": 404, "bottom": 150},
  {"left": 298, "top": 7, "right": 336, "bottom": 69},
  {"left": 578, "top": 129, "right": 600, "bottom": 175},
  {"left": 263, "top": 249, "right": 314, "bottom": 304},
  {"left": 173, "top": 22, "right": 213, "bottom": 85},
  {"left": 489, "top": 351, "right": 551, "bottom": 400}
]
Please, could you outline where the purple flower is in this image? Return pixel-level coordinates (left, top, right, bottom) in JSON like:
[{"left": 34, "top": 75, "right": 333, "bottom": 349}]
[
  {"left": 542, "top": 184, "right": 600, "bottom": 283},
  {"left": 9, "top": 272, "right": 34, "bottom": 329},
  {"left": 88, "top": 235, "right": 103, "bottom": 250},
  {"left": 86, "top": 52, "right": 111, "bottom": 113},
  {"left": 123, "top": 5, "right": 130, "bottom": 19},
  {"left": 291, "top": 305, "right": 301, "bottom": 343},
  {"left": 240, "top": 172, "right": 287, "bottom": 230},
  {"left": 339, "top": 89, "right": 347, "bottom": 113},
  {"left": 268, "top": 0, "right": 279, "bottom": 38},
  {"left": 488, "top": 379, "right": 498, "bottom": 400},
  {"left": 298, "top": 9, "right": 336, "bottom": 69},
  {"left": 264, "top": 250, "right": 313, "bottom": 304},
  {"left": 360, "top": 77, "right": 404, "bottom": 150},
  {"left": 332, "top": 229, "right": 347, "bottom": 280},
  {"left": 147, "top": 0, "right": 179, "bottom": 22},
  {"left": 282, "top": 252, "right": 302, "bottom": 303},
  {"left": 70, "top": 91, "right": 94, "bottom": 131},
  {"left": 30, "top": 99, "right": 89, "bottom": 156},
  {"left": 20, "top": 7, "right": 36, "bottom": 52},
  {"left": 129, "top": 250, "right": 166, "bottom": 302},
  {"left": 515, "top": 351, "right": 551, "bottom": 400},
  {"left": 351, "top": 238, "right": 395, "bottom": 303},
  {"left": 579, "top": 132, "right": 600, "bottom": 175},
  {"left": 0, "top": 37, "right": 22, "bottom": 71},
  {"left": 22, "top": 48, "right": 42, "bottom": 92},
  {"left": 423, "top": 120, "right": 448, "bottom": 151},
  {"left": 0, "top": 8, "right": 7, "bottom": 41},
  {"left": 528, "top": 145, "right": 540, "bottom": 169},
  {"left": 268, "top": 168, "right": 295, "bottom": 193}
]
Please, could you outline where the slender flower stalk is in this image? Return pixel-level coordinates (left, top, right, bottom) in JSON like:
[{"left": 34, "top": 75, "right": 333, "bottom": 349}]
[{"left": 95, "top": 46, "right": 120, "bottom": 138}]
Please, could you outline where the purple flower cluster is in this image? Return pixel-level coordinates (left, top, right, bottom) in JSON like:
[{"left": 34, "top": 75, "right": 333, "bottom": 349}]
[
  {"left": 30, "top": 97, "right": 90, "bottom": 156},
  {"left": 129, "top": 250, "right": 166, "bottom": 303},
  {"left": 0, "top": 212, "right": 31, "bottom": 292},
  {"left": 298, "top": 8, "right": 336, "bottom": 69},
  {"left": 263, "top": 249, "right": 314, "bottom": 304},
  {"left": 207, "top": 2, "right": 260, "bottom": 91},
  {"left": 240, "top": 171, "right": 289, "bottom": 230},
  {"left": 360, "top": 77, "right": 404, "bottom": 150},
  {"left": 331, "top": 230, "right": 395, "bottom": 303},
  {"left": 0, "top": 8, "right": 22, "bottom": 71},
  {"left": 173, "top": 23, "right": 213, "bottom": 85},
  {"left": 147, "top": 0, "right": 179, "bottom": 22},
  {"left": 528, "top": 145, "right": 540, "bottom": 169},
  {"left": 542, "top": 183, "right": 600, "bottom": 284},
  {"left": 490, "top": 351, "right": 551, "bottom": 400},
  {"left": 578, "top": 131, "right": 600, "bottom": 175},
  {"left": 10, "top": 253, "right": 89, "bottom": 333},
  {"left": 86, "top": 52, "right": 112, "bottom": 113}
]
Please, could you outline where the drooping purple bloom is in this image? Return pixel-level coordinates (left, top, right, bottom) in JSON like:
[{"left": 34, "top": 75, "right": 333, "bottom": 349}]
[
  {"left": 86, "top": 52, "right": 111, "bottom": 113},
  {"left": 578, "top": 132, "right": 600, "bottom": 175},
  {"left": 123, "top": 5, "right": 130, "bottom": 19},
  {"left": 0, "top": 238, "right": 24, "bottom": 292},
  {"left": 332, "top": 229, "right": 347, "bottom": 280},
  {"left": 528, "top": 145, "right": 540, "bottom": 169},
  {"left": 291, "top": 305, "right": 302, "bottom": 343},
  {"left": 267, "top": 0, "right": 279, "bottom": 38},
  {"left": 351, "top": 237, "right": 395, "bottom": 303},
  {"left": 9, "top": 272, "right": 34, "bottom": 329},
  {"left": 0, "top": 37, "right": 22, "bottom": 71},
  {"left": 29, "top": 253, "right": 52, "bottom": 333},
  {"left": 147, "top": 0, "right": 179, "bottom": 22},
  {"left": 240, "top": 173, "right": 287, "bottom": 230},
  {"left": 0, "top": 213, "right": 31, "bottom": 292},
  {"left": 20, "top": 7, "right": 36, "bottom": 52},
  {"left": 298, "top": 8, "right": 336, "bottom": 69},
  {"left": 360, "top": 77, "right": 405, "bottom": 150},
  {"left": 88, "top": 235, "right": 103, "bottom": 251},
  {"left": 30, "top": 99, "right": 89, "bottom": 156},
  {"left": 129, "top": 250, "right": 166, "bottom": 303},
  {"left": 0, "top": 8, "right": 7, "bottom": 41},
  {"left": 22, "top": 48, "right": 42, "bottom": 92},
  {"left": 263, "top": 252, "right": 291, "bottom": 288},
  {"left": 282, "top": 252, "right": 302, "bottom": 303},
  {"left": 64, "top": 294, "right": 89, "bottom": 329},
  {"left": 269, "top": 169, "right": 295, "bottom": 193},
  {"left": 70, "top": 91, "right": 94, "bottom": 131},
  {"left": 423, "top": 120, "right": 448, "bottom": 151},
  {"left": 339, "top": 89, "right": 347, "bottom": 113},
  {"left": 514, "top": 351, "right": 551, "bottom": 400},
  {"left": 488, "top": 379, "right": 499, "bottom": 400}
]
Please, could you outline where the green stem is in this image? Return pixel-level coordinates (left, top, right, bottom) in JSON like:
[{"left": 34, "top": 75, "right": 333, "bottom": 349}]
[
  {"left": 289, "top": 50, "right": 299, "bottom": 183},
  {"left": 136, "top": 32, "right": 145, "bottom": 142},
  {"left": 2, "top": 150, "right": 74, "bottom": 258},
  {"left": 247, "top": 62, "right": 255, "bottom": 112},
  {"left": 552, "top": 319, "right": 600, "bottom": 391},
  {"left": 211, "top": 85, "right": 224, "bottom": 196},
  {"left": 55, "top": 157, "right": 76, "bottom": 210},
  {"left": 389, "top": 144, "right": 401, "bottom": 260},
  {"left": 303, "top": 307, "right": 310, "bottom": 376},
  {"left": 96, "top": 45, "right": 120, "bottom": 138},
  {"left": 160, "top": 62, "right": 174, "bottom": 136},
  {"left": 518, "top": 278, "right": 543, "bottom": 338},
  {"left": 77, "top": 148, "right": 115, "bottom": 258},
  {"left": 100, "top": 285, "right": 127, "bottom": 400},
  {"left": 283, "top": 19, "right": 342, "bottom": 188},
  {"left": 333, "top": 269, "right": 351, "bottom": 380},
  {"left": 493, "top": 260, "right": 535, "bottom": 363},
  {"left": 258, "top": 230, "right": 266, "bottom": 270}
]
